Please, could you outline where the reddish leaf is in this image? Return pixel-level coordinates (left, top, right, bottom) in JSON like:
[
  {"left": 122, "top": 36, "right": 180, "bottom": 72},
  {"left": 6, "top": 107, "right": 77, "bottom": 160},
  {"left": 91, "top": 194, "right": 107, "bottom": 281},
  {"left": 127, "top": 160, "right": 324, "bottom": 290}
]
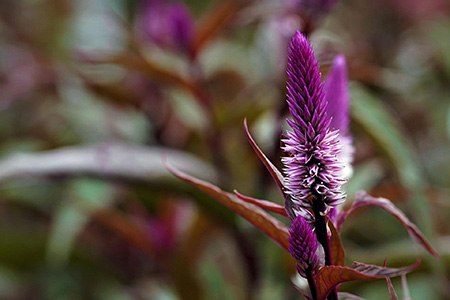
[
  {"left": 315, "top": 266, "right": 376, "bottom": 300},
  {"left": 384, "top": 259, "right": 398, "bottom": 300},
  {"left": 329, "top": 219, "right": 345, "bottom": 266},
  {"left": 315, "top": 261, "right": 419, "bottom": 300},
  {"left": 93, "top": 208, "right": 156, "bottom": 256},
  {"left": 384, "top": 259, "right": 403, "bottom": 300},
  {"left": 386, "top": 277, "right": 398, "bottom": 300},
  {"left": 234, "top": 190, "right": 287, "bottom": 217},
  {"left": 336, "top": 191, "right": 438, "bottom": 257},
  {"left": 80, "top": 75, "right": 140, "bottom": 107},
  {"left": 77, "top": 52, "right": 206, "bottom": 105},
  {"left": 244, "top": 119, "right": 285, "bottom": 194},
  {"left": 192, "top": 0, "right": 245, "bottom": 57},
  {"left": 351, "top": 261, "right": 420, "bottom": 277},
  {"left": 168, "top": 164, "right": 290, "bottom": 250}
]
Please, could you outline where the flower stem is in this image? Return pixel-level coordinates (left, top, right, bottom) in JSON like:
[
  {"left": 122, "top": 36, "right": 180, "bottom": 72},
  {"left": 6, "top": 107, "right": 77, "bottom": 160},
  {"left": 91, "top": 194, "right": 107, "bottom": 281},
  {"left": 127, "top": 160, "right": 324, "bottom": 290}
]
[
  {"left": 306, "top": 268, "right": 317, "bottom": 300},
  {"left": 312, "top": 199, "right": 338, "bottom": 300}
]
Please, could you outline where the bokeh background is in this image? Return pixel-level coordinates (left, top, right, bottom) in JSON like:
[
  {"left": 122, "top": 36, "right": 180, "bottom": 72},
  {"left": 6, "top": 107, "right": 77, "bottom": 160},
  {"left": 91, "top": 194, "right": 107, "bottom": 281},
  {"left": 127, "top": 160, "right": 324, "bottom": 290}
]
[{"left": 0, "top": 0, "right": 449, "bottom": 299}]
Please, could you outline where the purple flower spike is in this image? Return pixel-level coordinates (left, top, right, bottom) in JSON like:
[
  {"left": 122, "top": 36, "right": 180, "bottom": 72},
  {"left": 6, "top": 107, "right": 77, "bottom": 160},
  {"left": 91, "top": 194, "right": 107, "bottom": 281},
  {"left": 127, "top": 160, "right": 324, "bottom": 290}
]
[
  {"left": 324, "top": 55, "right": 354, "bottom": 179},
  {"left": 282, "top": 32, "right": 345, "bottom": 218},
  {"left": 288, "top": 215, "right": 320, "bottom": 277},
  {"left": 324, "top": 55, "right": 349, "bottom": 135}
]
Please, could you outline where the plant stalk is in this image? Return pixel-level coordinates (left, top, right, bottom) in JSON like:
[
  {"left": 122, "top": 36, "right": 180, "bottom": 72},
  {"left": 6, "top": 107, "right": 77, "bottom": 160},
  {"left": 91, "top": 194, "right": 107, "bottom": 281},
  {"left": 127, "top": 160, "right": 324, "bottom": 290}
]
[
  {"left": 306, "top": 268, "right": 317, "bottom": 300},
  {"left": 313, "top": 199, "right": 338, "bottom": 300}
]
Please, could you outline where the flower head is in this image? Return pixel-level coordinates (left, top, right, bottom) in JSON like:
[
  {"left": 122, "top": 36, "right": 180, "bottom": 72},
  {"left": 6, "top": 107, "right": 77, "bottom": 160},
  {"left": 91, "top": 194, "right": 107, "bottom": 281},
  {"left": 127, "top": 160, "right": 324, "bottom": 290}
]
[
  {"left": 282, "top": 32, "right": 345, "bottom": 219},
  {"left": 288, "top": 215, "right": 320, "bottom": 276}
]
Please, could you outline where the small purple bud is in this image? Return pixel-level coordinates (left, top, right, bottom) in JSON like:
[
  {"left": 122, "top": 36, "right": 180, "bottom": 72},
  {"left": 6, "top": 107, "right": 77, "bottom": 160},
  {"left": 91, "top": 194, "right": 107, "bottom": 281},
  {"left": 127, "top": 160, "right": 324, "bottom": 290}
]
[
  {"left": 137, "top": 0, "right": 194, "bottom": 54},
  {"left": 288, "top": 215, "right": 320, "bottom": 277},
  {"left": 282, "top": 32, "right": 346, "bottom": 218}
]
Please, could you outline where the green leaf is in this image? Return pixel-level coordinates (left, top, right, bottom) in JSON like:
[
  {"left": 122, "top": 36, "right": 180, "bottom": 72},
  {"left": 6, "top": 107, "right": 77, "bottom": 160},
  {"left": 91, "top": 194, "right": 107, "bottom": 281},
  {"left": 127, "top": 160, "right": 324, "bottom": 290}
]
[
  {"left": 46, "top": 179, "right": 114, "bottom": 266},
  {"left": 350, "top": 84, "right": 434, "bottom": 240},
  {"left": 427, "top": 19, "right": 450, "bottom": 78}
]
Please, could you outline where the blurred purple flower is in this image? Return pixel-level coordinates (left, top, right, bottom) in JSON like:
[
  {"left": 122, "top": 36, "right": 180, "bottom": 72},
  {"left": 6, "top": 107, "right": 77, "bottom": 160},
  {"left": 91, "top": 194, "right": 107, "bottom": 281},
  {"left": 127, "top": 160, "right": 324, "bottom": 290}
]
[
  {"left": 324, "top": 55, "right": 354, "bottom": 179},
  {"left": 288, "top": 215, "right": 320, "bottom": 277},
  {"left": 324, "top": 55, "right": 349, "bottom": 136},
  {"left": 137, "top": 0, "right": 194, "bottom": 54},
  {"left": 282, "top": 32, "right": 345, "bottom": 220},
  {"left": 298, "top": 0, "right": 339, "bottom": 19}
]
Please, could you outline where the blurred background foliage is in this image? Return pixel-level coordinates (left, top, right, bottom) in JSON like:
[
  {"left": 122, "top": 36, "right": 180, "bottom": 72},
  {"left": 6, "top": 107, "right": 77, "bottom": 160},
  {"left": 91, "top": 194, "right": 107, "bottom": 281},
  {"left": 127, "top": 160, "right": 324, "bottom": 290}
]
[{"left": 0, "top": 0, "right": 449, "bottom": 299}]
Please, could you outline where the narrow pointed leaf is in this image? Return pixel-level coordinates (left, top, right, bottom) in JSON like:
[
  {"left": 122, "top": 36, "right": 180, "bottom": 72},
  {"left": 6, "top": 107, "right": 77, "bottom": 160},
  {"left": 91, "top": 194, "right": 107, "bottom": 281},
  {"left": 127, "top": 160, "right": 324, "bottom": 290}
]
[
  {"left": 77, "top": 52, "right": 205, "bottom": 103},
  {"left": 234, "top": 190, "right": 287, "bottom": 217},
  {"left": 385, "top": 259, "right": 398, "bottom": 300},
  {"left": 93, "top": 207, "right": 157, "bottom": 256},
  {"left": 351, "top": 260, "right": 420, "bottom": 277},
  {"left": 315, "top": 261, "right": 419, "bottom": 300},
  {"left": 244, "top": 119, "right": 285, "bottom": 193},
  {"left": 337, "top": 191, "right": 438, "bottom": 257},
  {"left": 386, "top": 277, "right": 398, "bottom": 300},
  {"left": 192, "top": 0, "right": 244, "bottom": 57},
  {"left": 168, "top": 165, "right": 289, "bottom": 250},
  {"left": 329, "top": 218, "right": 345, "bottom": 266}
]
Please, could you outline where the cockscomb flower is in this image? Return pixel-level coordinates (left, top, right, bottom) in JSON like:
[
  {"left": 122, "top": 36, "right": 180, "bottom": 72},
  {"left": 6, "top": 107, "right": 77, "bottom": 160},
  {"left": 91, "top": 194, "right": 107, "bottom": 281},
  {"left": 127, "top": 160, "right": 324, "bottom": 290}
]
[
  {"left": 288, "top": 215, "right": 320, "bottom": 277},
  {"left": 324, "top": 54, "right": 354, "bottom": 180},
  {"left": 282, "top": 32, "right": 345, "bottom": 219}
]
